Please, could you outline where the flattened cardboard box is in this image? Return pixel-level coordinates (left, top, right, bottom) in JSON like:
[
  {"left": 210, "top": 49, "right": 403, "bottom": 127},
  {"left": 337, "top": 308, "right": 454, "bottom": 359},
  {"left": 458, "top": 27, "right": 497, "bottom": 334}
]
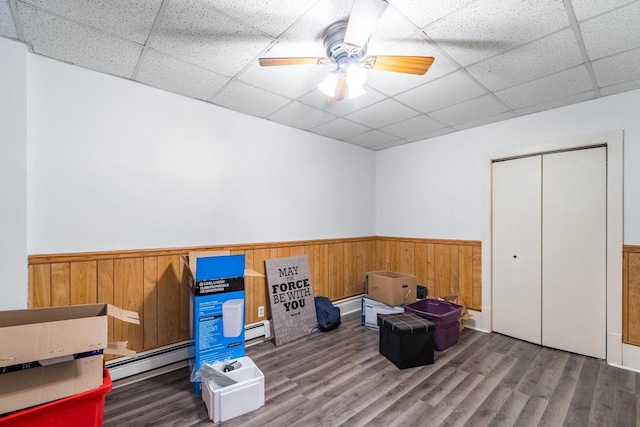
[{"left": 0, "top": 303, "right": 139, "bottom": 414}]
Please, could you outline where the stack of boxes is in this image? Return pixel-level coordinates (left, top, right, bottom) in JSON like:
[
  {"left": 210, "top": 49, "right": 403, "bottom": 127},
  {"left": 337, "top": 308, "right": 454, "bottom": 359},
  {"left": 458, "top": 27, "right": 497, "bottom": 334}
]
[
  {"left": 0, "top": 303, "right": 139, "bottom": 420},
  {"left": 361, "top": 271, "right": 418, "bottom": 328}
]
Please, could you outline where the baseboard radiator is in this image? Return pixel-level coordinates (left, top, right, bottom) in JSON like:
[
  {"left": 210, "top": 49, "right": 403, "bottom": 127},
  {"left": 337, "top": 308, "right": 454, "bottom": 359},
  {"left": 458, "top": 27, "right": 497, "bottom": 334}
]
[{"left": 108, "top": 295, "right": 362, "bottom": 384}]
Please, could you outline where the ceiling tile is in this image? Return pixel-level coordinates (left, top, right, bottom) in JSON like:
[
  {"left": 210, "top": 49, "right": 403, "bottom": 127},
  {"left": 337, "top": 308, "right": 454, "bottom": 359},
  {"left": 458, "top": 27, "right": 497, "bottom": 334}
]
[
  {"left": 390, "top": 0, "right": 475, "bottom": 29},
  {"left": 379, "top": 114, "right": 445, "bottom": 139},
  {"left": 238, "top": 60, "right": 329, "bottom": 99},
  {"left": 571, "top": 0, "right": 635, "bottom": 21},
  {"left": 467, "top": 29, "right": 583, "bottom": 91},
  {"left": 514, "top": 90, "right": 596, "bottom": 116},
  {"left": 424, "top": 0, "right": 569, "bottom": 66},
  {"left": 269, "top": 0, "right": 352, "bottom": 55},
  {"left": 580, "top": 2, "right": 640, "bottom": 60},
  {"left": 135, "top": 49, "right": 229, "bottom": 101},
  {"left": 0, "top": 0, "right": 17, "bottom": 38},
  {"left": 210, "top": 79, "right": 291, "bottom": 118},
  {"left": 452, "top": 111, "right": 515, "bottom": 131},
  {"left": 405, "top": 127, "right": 455, "bottom": 142},
  {"left": 298, "top": 85, "right": 386, "bottom": 116},
  {"left": 592, "top": 46, "right": 640, "bottom": 88},
  {"left": 309, "top": 118, "right": 370, "bottom": 140},
  {"left": 150, "top": 0, "right": 273, "bottom": 77},
  {"left": 345, "top": 129, "right": 399, "bottom": 148},
  {"left": 18, "top": 2, "right": 142, "bottom": 78},
  {"left": 365, "top": 33, "right": 459, "bottom": 96},
  {"left": 370, "top": 139, "right": 410, "bottom": 151},
  {"left": 395, "top": 70, "right": 486, "bottom": 113},
  {"left": 22, "top": 0, "right": 162, "bottom": 44},
  {"left": 429, "top": 94, "right": 509, "bottom": 126},
  {"left": 197, "top": 0, "right": 318, "bottom": 38},
  {"left": 496, "top": 66, "right": 594, "bottom": 110},
  {"left": 345, "top": 98, "right": 419, "bottom": 128},
  {"left": 600, "top": 79, "right": 640, "bottom": 97},
  {"left": 267, "top": 101, "right": 335, "bottom": 130}
]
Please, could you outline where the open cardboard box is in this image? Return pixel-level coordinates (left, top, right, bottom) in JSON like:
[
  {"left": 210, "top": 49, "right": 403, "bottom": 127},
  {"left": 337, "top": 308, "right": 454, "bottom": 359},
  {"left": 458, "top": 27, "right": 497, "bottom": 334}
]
[
  {"left": 182, "top": 251, "right": 264, "bottom": 394},
  {"left": 440, "top": 295, "right": 472, "bottom": 331},
  {"left": 0, "top": 303, "right": 139, "bottom": 414}
]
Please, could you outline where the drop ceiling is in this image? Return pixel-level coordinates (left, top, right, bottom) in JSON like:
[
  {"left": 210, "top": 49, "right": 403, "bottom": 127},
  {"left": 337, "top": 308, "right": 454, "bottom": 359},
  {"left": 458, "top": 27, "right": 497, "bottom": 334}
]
[{"left": 2, "top": 0, "right": 640, "bottom": 151}]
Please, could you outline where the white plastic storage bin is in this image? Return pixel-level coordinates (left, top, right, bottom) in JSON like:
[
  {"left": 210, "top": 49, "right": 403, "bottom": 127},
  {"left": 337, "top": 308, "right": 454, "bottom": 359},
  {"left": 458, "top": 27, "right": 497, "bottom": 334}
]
[
  {"left": 201, "top": 356, "right": 265, "bottom": 422},
  {"left": 362, "top": 296, "right": 404, "bottom": 329}
]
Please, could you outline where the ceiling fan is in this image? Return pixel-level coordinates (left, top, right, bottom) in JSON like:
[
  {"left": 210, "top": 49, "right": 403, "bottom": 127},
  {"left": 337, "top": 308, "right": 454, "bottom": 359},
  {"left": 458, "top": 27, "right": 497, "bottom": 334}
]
[{"left": 258, "top": 0, "right": 434, "bottom": 101}]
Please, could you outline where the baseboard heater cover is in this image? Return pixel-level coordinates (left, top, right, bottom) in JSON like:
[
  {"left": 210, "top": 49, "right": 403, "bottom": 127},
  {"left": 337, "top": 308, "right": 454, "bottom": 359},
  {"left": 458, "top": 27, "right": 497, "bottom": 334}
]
[{"left": 108, "top": 295, "right": 362, "bottom": 382}]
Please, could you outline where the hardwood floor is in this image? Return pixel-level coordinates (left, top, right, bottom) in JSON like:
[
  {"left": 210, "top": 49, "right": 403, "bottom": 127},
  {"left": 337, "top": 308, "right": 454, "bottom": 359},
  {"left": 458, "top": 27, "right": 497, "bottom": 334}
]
[{"left": 104, "top": 312, "right": 639, "bottom": 426}]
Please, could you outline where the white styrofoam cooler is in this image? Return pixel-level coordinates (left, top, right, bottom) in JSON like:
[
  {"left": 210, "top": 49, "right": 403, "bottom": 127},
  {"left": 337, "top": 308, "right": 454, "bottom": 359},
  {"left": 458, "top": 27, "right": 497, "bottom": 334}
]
[{"left": 201, "top": 356, "right": 264, "bottom": 422}]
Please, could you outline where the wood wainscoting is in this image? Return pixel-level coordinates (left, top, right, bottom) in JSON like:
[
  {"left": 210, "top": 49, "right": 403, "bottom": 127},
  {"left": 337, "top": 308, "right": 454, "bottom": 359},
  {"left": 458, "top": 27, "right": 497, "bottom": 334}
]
[
  {"left": 375, "top": 237, "right": 482, "bottom": 311},
  {"left": 624, "top": 245, "right": 640, "bottom": 346},
  {"left": 27, "top": 236, "right": 480, "bottom": 356},
  {"left": 28, "top": 237, "right": 377, "bottom": 355},
  {"left": 29, "top": 239, "right": 640, "bottom": 353}
]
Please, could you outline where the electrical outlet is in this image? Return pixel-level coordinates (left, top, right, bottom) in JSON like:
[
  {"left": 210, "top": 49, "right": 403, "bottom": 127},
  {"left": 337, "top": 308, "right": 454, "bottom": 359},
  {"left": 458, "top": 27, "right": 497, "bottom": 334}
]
[{"left": 258, "top": 306, "right": 264, "bottom": 317}]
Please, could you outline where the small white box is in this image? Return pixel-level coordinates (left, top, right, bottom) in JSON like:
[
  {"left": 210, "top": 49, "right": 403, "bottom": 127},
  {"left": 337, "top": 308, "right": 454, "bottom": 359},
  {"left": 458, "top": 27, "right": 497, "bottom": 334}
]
[
  {"left": 201, "top": 356, "right": 265, "bottom": 422},
  {"left": 362, "top": 296, "right": 404, "bottom": 329}
]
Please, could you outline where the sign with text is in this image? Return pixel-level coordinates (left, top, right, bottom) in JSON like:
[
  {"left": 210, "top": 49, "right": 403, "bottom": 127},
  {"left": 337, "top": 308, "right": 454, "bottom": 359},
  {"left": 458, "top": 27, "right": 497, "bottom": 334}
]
[{"left": 265, "top": 256, "right": 317, "bottom": 346}]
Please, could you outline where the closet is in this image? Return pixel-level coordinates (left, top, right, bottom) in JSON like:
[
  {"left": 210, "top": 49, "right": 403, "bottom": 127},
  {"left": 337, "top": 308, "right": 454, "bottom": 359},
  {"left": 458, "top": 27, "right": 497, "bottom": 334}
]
[{"left": 492, "top": 146, "right": 607, "bottom": 359}]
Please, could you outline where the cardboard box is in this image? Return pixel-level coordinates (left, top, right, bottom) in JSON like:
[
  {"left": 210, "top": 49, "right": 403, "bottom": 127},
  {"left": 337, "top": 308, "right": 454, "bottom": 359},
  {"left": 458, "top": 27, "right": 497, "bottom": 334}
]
[
  {"left": 0, "top": 303, "right": 139, "bottom": 414},
  {"left": 184, "top": 251, "right": 263, "bottom": 394},
  {"left": 361, "top": 297, "right": 404, "bottom": 329},
  {"left": 0, "top": 355, "right": 103, "bottom": 414},
  {"left": 365, "top": 271, "right": 418, "bottom": 307},
  {"left": 201, "top": 356, "right": 265, "bottom": 423}
]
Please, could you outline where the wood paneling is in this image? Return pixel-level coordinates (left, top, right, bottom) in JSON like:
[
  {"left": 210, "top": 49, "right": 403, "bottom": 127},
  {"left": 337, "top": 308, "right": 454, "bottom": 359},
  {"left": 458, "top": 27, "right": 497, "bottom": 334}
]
[
  {"left": 27, "top": 238, "right": 640, "bottom": 353},
  {"left": 375, "top": 237, "right": 482, "bottom": 310},
  {"left": 625, "top": 251, "right": 640, "bottom": 345},
  {"left": 28, "top": 237, "right": 379, "bottom": 354}
]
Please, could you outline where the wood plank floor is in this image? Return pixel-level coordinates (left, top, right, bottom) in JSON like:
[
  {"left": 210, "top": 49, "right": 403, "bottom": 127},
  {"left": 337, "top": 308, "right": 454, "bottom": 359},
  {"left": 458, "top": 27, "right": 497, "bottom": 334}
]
[{"left": 104, "top": 312, "right": 640, "bottom": 426}]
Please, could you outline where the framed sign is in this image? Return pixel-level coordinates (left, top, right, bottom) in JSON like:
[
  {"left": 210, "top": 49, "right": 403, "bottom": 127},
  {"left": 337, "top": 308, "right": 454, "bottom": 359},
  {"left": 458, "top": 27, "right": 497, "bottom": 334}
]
[{"left": 265, "top": 256, "right": 317, "bottom": 346}]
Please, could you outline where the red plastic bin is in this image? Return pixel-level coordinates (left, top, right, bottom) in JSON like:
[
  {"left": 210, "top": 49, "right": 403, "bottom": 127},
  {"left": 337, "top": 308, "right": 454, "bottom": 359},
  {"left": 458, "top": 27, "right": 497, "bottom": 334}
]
[
  {"left": 405, "top": 299, "right": 462, "bottom": 351},
  {"left": 0, "top": 366, "right": 112, "bottom": 427}
]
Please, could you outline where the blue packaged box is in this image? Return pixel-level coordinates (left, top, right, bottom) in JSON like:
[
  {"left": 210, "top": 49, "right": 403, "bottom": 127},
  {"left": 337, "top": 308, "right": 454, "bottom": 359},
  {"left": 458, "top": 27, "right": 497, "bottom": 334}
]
[{"left": 185, "top": 253, "right": 248, "bottom": 394}]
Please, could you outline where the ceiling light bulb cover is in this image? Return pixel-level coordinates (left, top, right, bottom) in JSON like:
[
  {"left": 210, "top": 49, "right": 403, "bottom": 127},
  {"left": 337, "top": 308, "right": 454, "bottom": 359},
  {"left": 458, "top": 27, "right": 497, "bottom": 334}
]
[
  {"left": 318, "top": 72, "right": 339, "bottom": 97},
  {"left": 347, "top": 84, "right": 366, "bottom": 100},
  {"left": 347, "top": 64, "right": 367, "bottom": 86},
  {"left": 343, "top": 0, "right": 389, "bottom": 54}
]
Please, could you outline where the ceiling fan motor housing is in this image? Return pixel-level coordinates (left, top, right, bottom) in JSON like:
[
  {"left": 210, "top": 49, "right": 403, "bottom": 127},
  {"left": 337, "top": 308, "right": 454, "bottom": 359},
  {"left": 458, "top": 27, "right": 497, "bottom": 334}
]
[{"left": 323, "top": 20, "right": 367, "bottom": 72}]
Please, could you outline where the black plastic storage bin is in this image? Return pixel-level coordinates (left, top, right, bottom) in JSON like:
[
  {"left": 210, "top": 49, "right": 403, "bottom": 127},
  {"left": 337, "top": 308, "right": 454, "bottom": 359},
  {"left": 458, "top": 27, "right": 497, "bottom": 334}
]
[{"left": 377, "top": 312, "right": 435, "bottom": 369}]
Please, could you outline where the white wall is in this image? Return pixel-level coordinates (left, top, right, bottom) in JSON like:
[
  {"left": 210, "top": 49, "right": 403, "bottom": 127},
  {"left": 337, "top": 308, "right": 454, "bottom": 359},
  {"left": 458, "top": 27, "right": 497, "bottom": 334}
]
[
  {"left": 376, "top": 89, "right": 640, "bottom": 245},
  {"left": 27, "top": 54, "right": 376, "bottom": 254},
  {"left": 0, "top": 38, "right": 28, "bottom": 309}
]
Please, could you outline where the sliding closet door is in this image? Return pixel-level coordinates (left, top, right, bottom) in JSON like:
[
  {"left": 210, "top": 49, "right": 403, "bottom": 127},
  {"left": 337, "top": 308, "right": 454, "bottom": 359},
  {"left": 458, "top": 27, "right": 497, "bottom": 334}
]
[
  {"left": 492, "top": 156, "right": 542, "bottom": 344},
  {"left": 542, "top": 147, "right": 606, "bottom": 358}
]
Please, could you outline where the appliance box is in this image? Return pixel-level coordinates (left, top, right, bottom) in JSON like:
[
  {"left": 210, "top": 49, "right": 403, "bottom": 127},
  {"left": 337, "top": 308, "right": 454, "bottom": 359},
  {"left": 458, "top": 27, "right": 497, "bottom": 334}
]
[{"left": 185, "top": 252, "right": 263, "bottom": 394}]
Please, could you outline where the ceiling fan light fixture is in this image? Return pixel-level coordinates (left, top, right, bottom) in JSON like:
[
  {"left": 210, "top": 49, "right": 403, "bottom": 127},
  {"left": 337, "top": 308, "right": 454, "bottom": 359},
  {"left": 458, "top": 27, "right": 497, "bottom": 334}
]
[
  {"left": 343, "top": 0, "right": 389, "bottom": 55},
  {"left": 347, "top": 84, "right": 366, "bottom": 100},
  {"left": 318, "top": 72, "right": 339, "bottom": 97}
]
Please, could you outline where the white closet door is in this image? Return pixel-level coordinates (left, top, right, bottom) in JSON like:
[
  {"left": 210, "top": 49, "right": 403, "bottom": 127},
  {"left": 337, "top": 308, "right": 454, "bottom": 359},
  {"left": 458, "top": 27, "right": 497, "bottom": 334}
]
[
  {"left": 492, "top": 156, "right": 542, "bottom": 344},
  {"left": 542, "top": 147, "right": 606, "bottom": 358}
]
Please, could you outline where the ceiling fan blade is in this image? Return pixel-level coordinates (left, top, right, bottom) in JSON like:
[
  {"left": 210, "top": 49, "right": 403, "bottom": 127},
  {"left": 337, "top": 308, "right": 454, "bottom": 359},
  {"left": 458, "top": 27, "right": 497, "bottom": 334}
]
[
  {"left": 343, "top": 0, "right": 389, "bottom": 54},
  {"left": 363, "top": 55, "right": 435, "bottom": 75},
  {"left": 328, "top": 75, "right": 348, "bottom": 103},
  {"left": 258, "top": 57, "right": 329, "bottom": 67}
]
